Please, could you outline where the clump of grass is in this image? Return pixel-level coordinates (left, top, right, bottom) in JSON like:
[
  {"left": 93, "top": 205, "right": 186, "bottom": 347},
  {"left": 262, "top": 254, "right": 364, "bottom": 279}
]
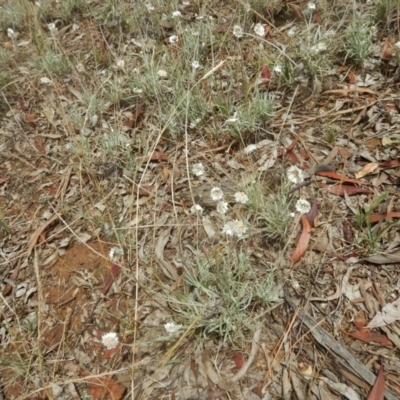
[
  {"left": 166, "top": 249, "right": 275, "bottom": 344},
  {"left": 355, "top": 192, "right": 390, "bottom": 253},
  {"left": 227, "top": 90, "right": 275, "bottom": 139},
  {"left": 37, "top": 50, "right": 69, "bottom": 77},
  {"left": 345, "top": 16, "right": 374, "bottom": 67},
  {"left": 246, "top": 180, "right": 293, "bottom": 244}
]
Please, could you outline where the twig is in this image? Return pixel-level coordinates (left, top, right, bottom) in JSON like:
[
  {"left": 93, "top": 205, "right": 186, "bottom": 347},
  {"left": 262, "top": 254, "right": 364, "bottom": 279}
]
[
  {"left": 202, "top": 326, "right": 262, "bottom": 391},
  {"left": 284, "top": 291, "right": 398, "bottom": 400}
]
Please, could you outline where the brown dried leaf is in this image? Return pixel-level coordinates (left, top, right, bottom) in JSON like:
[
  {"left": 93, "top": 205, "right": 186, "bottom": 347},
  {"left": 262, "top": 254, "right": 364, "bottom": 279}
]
[
  {"left": 27, "top": 214, "right": 59, "bottom": 257},
  {"left": 367, "top": 365, "right": 385, "bottom": 400},
  {"left": 317, "top": 183, "right": 372, "bottom": 196},
  {"left": 355, "top": 162, "right": 379, "bottom": 179},
  {"left": 101, "top": 262, "right": 121, "bottom": 295},
  {"left": 155, "top": 228, "right": 179, "bottom": 280},
  {"left": 87, "top": 377, "right": 125, "bottom": 400},
  {"left": 150, "top": 151, "right": 169, "bottom": 162},
  {"left": 290, "top": 215, "right": 312, "bottom": 262},
  {"left": 290, "top": 4, "right": 304, "bottom": 20}
]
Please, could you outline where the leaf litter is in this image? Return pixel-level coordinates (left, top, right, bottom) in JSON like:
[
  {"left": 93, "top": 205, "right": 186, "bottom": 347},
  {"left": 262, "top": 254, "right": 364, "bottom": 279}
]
[{"left": 2, "top": 1, "right": 400, "bottom": 399}]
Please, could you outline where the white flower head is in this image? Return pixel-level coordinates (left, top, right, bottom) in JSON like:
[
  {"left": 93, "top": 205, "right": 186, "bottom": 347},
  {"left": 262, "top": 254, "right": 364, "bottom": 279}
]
[
  {"left": 191, "top": 60, "right": 201, "bottom": 69},
  {"left": 172, "top": 10, "right": 182, "bottom": 17},
  {"left": 101, "top": 332, "right": 119, "bottom": 350},
  {"left": 244, "top": 144, "right": 258, "bottom": 154},
  {"left": 273, "top": 64, "right": 282, "bottom": 74},
  {"left": 7, "top": 28, "right": 19, "bottom": 40},
  {"left": 233, "top": 25, "right": 244, "bottom": 39},
  {"left": 287, "top": 165, "right": 304, "bottom": 184},
  {"left": 169, "top": 35, "right": 179, "bottom": 44},
  {"left": 47, "top": 23, "right": 57, "bottom": 32},
  {"left": 192, "top": 163, "right": 205, "bottom": 177},
  {"left": 133, "top": 88, "right": 143, "bottom": 94},
  {"left": 311, "top": 42, "right": 327, "bottom": 54},
  {"left": 146, "top": 3, "right": 155, "bottom": 12},
  {"left": 295, "top": 199, "right": 311, "bottom": 214},
  {"left": 216, "top": 201, "right": 229, "bottom": 215},
  {"left": 157, "top": 69, "right": 168, "bottom": 78},
  {"left": 254, "top": 23, "right": 266, "bottom": 37},
  {"left": 234, "top": 192, "right": 249, "bottom": 204},
  {"left": 164, "top": 322, "right": 183, "bottom": 334},
  {"left": 76, "top": 62, "right": 85, "bottom": 72},
  {"left": 210, "top": 187, "right": 224, "bottom": 201},
  {"left": 394, "top": 41, "right": 400, "bottom": 49},
  {"left": 222, "top": 220, "right": 247, "bottom": 237},
  {"left": 116, "top": 59, "right": 125, "bottom": 69},
  {"left": 190, "top": 204, "right": 203, "bottom": 214},
  {"left": 288, "top": 27, "right": 298, "bottom": 37},
  {"left": 307, "top": 2, "right": 316, "bottom": 10},
  {"left": 190, "top": 118, "right": 201, "bottom": 128},
  {"left": 109, "top": 247, "right": 124, "bottom": 261}
]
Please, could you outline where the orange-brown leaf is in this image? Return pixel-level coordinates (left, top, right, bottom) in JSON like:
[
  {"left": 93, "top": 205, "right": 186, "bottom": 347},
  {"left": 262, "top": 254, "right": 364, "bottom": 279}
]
[
  {"left": 367, "top": 365, "right": 385, "bottom": 400},
  {"left": 150, "top": 151, "right": 169, "bottom": 162},
  {"left": 368, "top": 212, "right": 400, "bottom": 223},
  {"left": 317, "top": 183, "right": 372, "bottom": 196},
  {"left": 290, "top": 4, "right": 304, "bottom": 20},
  {"left": 87, "top": 377, "right": 125, "bottom": 400},
  {"left": 124, "top": 104, "right": 143, "bottom": 129},
  {"left": 101, "top": 262, "right": 121, "bottom": 295},
  {"left": 313, "top": 10, "right": 322, "bottom": 24},
  {"left": 346, "top": 329, "right": 393, "bottom": 346},
  {"left": 316, "top": 170, "right": 370, "bottom": 185},
  {"left": 261, "top": 65, "right": 271, "bottom": 81},
  {"left": 290, "top": 215, "right": 312, "bottom": 262},
  {"left": 232, "top": 352, "right": 245, "bottom": 369}
]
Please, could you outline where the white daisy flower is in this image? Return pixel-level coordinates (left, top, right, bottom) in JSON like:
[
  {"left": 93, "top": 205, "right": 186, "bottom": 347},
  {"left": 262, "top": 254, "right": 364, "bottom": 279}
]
[
  {"left": 47, "top": 23, "right": 57, "bottom": 32},
  {"left": 172, "top": 10, "right": 182, "bottom": 17},
  {"left": 288, "top": 27, "right": 298, "bottom": 37},
  {"left": 164, "top": 322, "right": 183, "bottom": 333},
  {"left": 76, "top": 62, "right": 85, "bottom": 72},
  {"left": 109, "top": 247, "right": 124, "bottom": 261},
  {"left": 101, "top": 332, "right": 119, "bottom": 350},
  {"left": 295, "top": 199, "right": 311, "bottom": 214},
  {"left": 233, "top": 25, "right": 244, "bottom": 39},
  {"left": 307, "top": 2, "right": 316, "bottom": 10},
  {"left": 232, "top": 219, "right": 247, "bottom": 236},
  {"left": 234, "top": 192, "right": 249, "bottom": 204},
  {"left": 7, "top": 28, "right": 19, "bottom": 40},
  {"left": 222, "top": 221, "right": 235, "bottom": 236},
  {"left": 146, "top": 3, "right": 155, "bottom": 12},
  {"left": 116, "top": 59, "right": 125, "bottom": 69},
  {"left": 189, "top": 118, "right": 201, "bottom": 128},
  {"left": 273, "top": 64, "right": 282, "bottom": 74},
  {"left": 210, "top": 187, "right": 224, "bottom": 201},
  {"left": 222, "top": 220, "right": 247, "bottom": 237},
  {"left": 216, "top": 201, "right": 228, "bottom": 215},
  {"left": 287, "top": 165, "right": 304, "bottom": 184},
  {"left": 254, "top": 23, "right": 266, "bottom": 37},
  {"left": 190, "top": 204, "right": 203, "bottom": 214},
  {"left": 191, "top": 60, "right": 201, "bottom": 69},
  {"left": 311, "top": 42, "right": 327, "bottom": 54},
  {"left": 169, "top": 35, "right": 179, "bottom": 44},
  {"left": 157, "top": 69, "right": 168, "bottom": 78},
  {"left": 192, "top": 163, "right": 205, "bottom": 177}
]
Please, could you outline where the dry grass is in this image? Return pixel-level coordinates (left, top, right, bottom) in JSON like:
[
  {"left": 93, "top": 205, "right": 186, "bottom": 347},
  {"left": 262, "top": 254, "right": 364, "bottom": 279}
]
[{"left": 1, "top": 0, "right": 400, "bottom": 398}]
